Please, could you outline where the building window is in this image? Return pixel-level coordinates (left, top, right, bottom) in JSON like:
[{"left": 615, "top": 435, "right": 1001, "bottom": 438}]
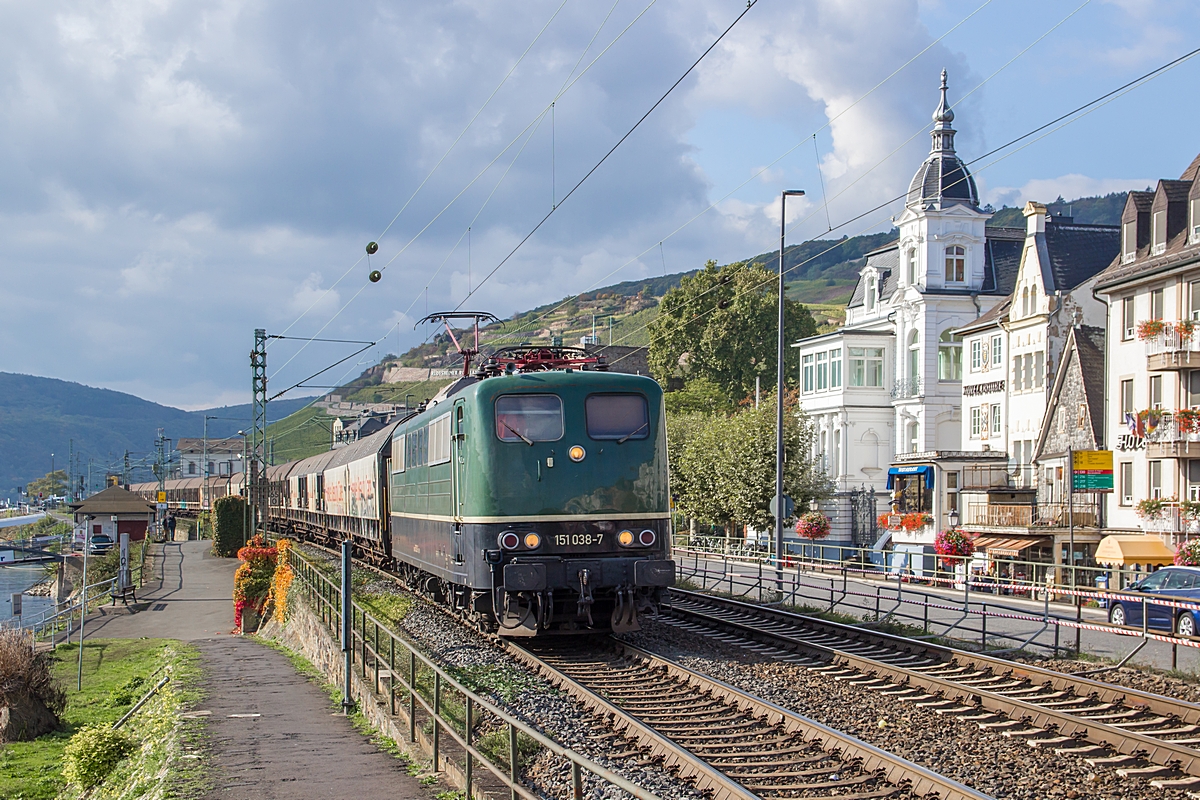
[
  {"left": 908, "top": 421, "right": 920, "bottom": 452},
  {"left": 1120, "top": 462, "right": 1133, "bottom": 506},
  {"left": 946, "top": 471, "right": 959, "bottom": 514},
  {"left": 188, "top": 462, "right": 197, "bottom": 475},
  {"left": 1189, "top": 371, "right": 1200, "bottom": 409},
  {"left": 865, "top": 275, "right": 877, "bottom": 312},
  {"left": 849, "top": 347, "right": 884, "bottom": 387},
  {"left": 1151, "top": 287, "right": 1164, "bottom": 320},
  {"left": 938, "top": 330, "right": 961, "bottom": 381},
  {"left": 207, "top": 461, "right": 214, "bottom": 476},
  {"left": 970, "top": 340, "right": 982, "bottom": 371},
  {"left": 1078, "top": 403, "right": 1088, "bottom": 430},
  {"left": 1122, "top": 220, "right": 1137, "bottom": 263},
  {"left": 1149, "top": 460, "right": 1163, "bottom": 499},
  {"left": 906, "top": 248, "right": 917, "bottom": 285},
  {"left": 991, "top": 335, "right": 1002, "bottom": 366},
  {"left": 908, "top": 330, "right": 921, "bottom": 387},
  {"left": 1012, "top": 355, "right": 1022, "bottom": 392},
  {"left": 945, "top": 245, "right": 965, "bottom": 282},
  {"left": 829, "top": 349, "right": 842, "bottom": 389},
  {"left": 990, "top": 403, "right": 1001, "bottom": 435},
  {"left": 1189, "top": 460, "right": 1200, "bottom": 502},
  {"left": 1034, "top": 351, "right": 1044, "bottom": 389},
  {"left": 970, "top": 406, "right": 982, "bottom": 438},
  {"left": 1152, "top": 210, "right": 1167, "bottom": 256},
  {"left": 1030, "top": 285, "right": 1038, "bottom": 315},
  {"left": 1190, "top": 281, "right": 1200, "bottom": 322},
  {"left": 815, "top": 351, "right": 828, "bottom": 391},
  {"left": 1123, "top": 296, "right": 1135, "bottom": 339},
  {"left": 1192, "top": 198, "right": 1200, "bottom": 244},
  {"left": 1121, "top": 379, "right": 1134, "bottom": 418},
  {"left": 802, "top": 354, "right": 814, "bottom": 393},
  {"left": 1150, "top": 374, "right": 1163, "bottom": 409}
]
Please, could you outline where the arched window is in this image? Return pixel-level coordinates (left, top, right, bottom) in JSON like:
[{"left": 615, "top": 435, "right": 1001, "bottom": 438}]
[
  {"left": 945, "top": 245, "right": 965, "bottom": 282},
  {"left": 1029, "top": 285, "right": 1038, "bottom": 315},
  {"left": 906, "top": 248, "right": 917, "bottom": 285},
  {"left": 865, "top": 274, "right": 877, "bottom": 311},
  {"left": 908, "top": 329, "right": 921, "bottom": 389},
  {"left": 907, "top": 421, "right": 921, "bottom": 452},
  {"left": 1022, "top": 287, "right": 1030, "bottom": 316},
  {"left": 938, "top": 329, "right": 962, "bottom": 381}
]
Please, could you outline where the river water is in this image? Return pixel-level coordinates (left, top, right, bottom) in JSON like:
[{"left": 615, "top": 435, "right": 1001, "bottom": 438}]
[{"left": 0, "top": 563, "right": 54, "bottom": 621}]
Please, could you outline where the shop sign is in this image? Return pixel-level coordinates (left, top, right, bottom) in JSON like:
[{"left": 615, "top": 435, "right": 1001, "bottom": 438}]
[{"left": 1072, "top": 450, "right": 1113, "bottom": 492}]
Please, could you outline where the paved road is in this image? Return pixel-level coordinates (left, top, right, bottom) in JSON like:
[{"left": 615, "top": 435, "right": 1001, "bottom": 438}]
[
  {"left": 679, "top": 551, "right": 1200, "bottom": 673},
  {"left": 84, "top": 541, "right": 435, "bottom": 800}
]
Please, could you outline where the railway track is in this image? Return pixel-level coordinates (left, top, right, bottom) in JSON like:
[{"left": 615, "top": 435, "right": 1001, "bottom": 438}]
[
  {"left": 665, "top": 588, "right": 1200, "bottom": 793},
  {"left": 507, "top": 638, "right": 993, "bottom": 800}
]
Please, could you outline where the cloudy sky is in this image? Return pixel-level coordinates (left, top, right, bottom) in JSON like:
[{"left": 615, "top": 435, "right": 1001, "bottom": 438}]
[{"left": 1, "top": 0, "right": 1197, "bottom": 410}]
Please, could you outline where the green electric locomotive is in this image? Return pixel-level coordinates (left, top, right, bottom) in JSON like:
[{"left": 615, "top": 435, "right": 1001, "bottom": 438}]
[{"left": 389, "top": 361, "right": 674, "bottom": 635}]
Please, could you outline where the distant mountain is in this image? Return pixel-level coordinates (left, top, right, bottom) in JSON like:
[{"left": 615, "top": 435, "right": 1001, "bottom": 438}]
[
  {"left": 987, "top": 192, "right": 1130, "bottom": 228},
  {"left": 0, "top": 372, "right": 314, "bottom": 499}
]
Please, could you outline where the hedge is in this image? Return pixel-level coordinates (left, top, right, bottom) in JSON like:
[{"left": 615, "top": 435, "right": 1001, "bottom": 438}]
[{"left": 211, "top": 495, "right": 246, "bottom": 558}]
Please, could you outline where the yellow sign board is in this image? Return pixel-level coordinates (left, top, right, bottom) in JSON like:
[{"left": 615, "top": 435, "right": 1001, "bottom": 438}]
[
  {"left": 1071, "top": 450, "right": 1113, "bottom": 492},
  {"left": 156, "top": 491, "right": 167, "bottom": 503}
]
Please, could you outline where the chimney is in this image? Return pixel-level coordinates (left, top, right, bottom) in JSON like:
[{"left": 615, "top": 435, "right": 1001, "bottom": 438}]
[{"left": 1023, "top": 201, "right": 1047, "bottom": 235}]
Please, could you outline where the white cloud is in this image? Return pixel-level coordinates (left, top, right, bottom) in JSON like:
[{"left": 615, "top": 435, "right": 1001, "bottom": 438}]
[{"left": 986, "top": 174, "right": 1154, "bottom": 209}]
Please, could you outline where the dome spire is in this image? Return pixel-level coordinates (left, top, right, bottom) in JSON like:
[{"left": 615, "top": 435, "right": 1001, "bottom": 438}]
[
  {"left": 930, "top": 68, "right": 955, "bottom": 152},
  {"left": 905, "top": 69, "right": 978, "bottom": 209}
]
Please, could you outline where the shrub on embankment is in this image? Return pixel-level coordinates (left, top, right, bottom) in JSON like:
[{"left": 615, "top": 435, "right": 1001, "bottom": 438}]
[
  {"left": 234, "top": 535, "right": 277, "bottom": 631},
  {"left": 211, "top": 495, "right": 246, "bottom": 557},
  {"left": 0, "top": 628, "right": 66, "bottom": 742}
]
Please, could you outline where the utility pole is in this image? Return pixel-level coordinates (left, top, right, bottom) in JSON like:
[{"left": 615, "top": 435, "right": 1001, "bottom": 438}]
[
  {"left": 68, "top": 440, "right": 74, "bottom": 501},
  {"left": 775, "top": 189, "right": 805, "bottom": 591},
  {"left": 250, "top": 329, "right": 268, "bottom": 537},
  {"left": 122, "top": 451, "right": 130, "bottom": 488}
]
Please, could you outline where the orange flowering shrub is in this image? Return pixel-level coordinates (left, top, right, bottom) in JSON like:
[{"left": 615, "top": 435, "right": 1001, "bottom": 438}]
[
  {"left": 270, "top": 539, "right": 295, "bottom": 624},
  {"left": 233, "top": 534, "right": 277, "bottom": 631}
]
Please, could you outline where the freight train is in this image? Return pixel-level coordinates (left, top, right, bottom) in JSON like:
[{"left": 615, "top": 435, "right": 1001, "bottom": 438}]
[{"left": 137, "top": 348, "right": 675, "bottom": 636}]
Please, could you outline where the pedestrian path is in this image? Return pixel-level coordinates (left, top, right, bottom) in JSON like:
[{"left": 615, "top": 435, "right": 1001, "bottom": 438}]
[{"left": 83, "top": 541, "right": 434, "bottom": 800}]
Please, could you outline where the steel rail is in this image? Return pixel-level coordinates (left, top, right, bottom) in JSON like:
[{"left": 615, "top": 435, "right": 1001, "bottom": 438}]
[
  {"left": 669, "top": 589, "right": 1200, "bottom": 781},
  {"left": 507, "top": 637, "right": 994, "bottom": 800}
]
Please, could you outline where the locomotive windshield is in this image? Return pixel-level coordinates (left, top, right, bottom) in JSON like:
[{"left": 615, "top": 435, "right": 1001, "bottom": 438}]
[
  {"left": 586, "top": 394, "right": 649, "bottom": 441},
  {"left": 495, "top": 394, "right": 563, "bottom": 442}
]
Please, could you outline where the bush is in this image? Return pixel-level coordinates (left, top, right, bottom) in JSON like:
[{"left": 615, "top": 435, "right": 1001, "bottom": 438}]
[
  {"left": 61, "top": 725, "right": 134, "bottom": 788},
  {"left": 234, "top": 535, "right": 277, "bottom": 630},
  {"left": 0, "top": 628, "right": 65, "bottom": 721},
  {"left": 212, "top": 496, "right": 247, "bottom": 557}
]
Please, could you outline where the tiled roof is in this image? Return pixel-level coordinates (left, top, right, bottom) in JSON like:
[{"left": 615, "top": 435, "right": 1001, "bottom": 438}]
[
  {"left": 1162, "top": 179, "right": 1192, "bottom": 204},
  {"left": 1075, "top": 325, "right": 1107, "bottom": 446},
  {"left": 952, "top": 296, "right": 1010, "bottom": 336},
  {"left": 1042, "top": 222, "right": 1120, "bottom": 292},
  {"left": 1182, "top": 152, "right": 1200, "bottom": 182},
  {"left": 70, "top": 485, "right": 155, "bottom": 515},
  {"left": 1093, "top": 222, "right": 1200, "bottom": 290},
  {"left": 176, "top": 437, "right": 243, "bottom": 454},
  {"left": 907, "top": 155, "right": 979, "bottom": 208}
]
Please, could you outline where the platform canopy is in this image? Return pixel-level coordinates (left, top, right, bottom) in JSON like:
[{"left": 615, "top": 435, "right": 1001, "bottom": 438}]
[{"left": 1094, "top": 534, "right": 1176, "bottom": 567}]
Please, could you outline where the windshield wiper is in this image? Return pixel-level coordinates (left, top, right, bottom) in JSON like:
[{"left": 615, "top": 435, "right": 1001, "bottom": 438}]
[
  {"left": 617, "top": 422, "right": 649, "bottom": 444},
  {"left": 499, "top": 420, "right": 534, "bottom": 446}
]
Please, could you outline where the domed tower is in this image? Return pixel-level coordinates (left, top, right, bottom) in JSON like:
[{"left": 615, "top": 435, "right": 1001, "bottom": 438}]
[
  {"left": 907, "top": 69, "right": 979, "bottom": 211},
  {"left": 895, "top": 70, "right": 989, "bottom": 294}
]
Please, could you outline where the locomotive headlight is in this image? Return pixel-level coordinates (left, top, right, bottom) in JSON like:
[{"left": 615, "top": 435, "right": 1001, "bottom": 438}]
[
  {"left": 568, "top": 445, "right": 586, "bottom": 462},
  {"left": 499, "top": 531, "right": 521, "bottom": 550},
  {"left": 523, "top": 532, "right": 542, "bottom": 549},
  {"left": 639, "top": 529, "right": 657, "bottom": 546},
  {"left": 617, "top": 529, "right": 635, "bottom": 546}
]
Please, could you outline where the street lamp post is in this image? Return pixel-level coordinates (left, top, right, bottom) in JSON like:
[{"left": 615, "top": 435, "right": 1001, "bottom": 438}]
[
  {"left": 238, "top": 431, "right": 249, "bottom": 546},
  {"left": 203, "top": 415, "right": 218, "bottom": 515},
  {"left": 775, "top": 189, "right": 805, "bottom": 591}
]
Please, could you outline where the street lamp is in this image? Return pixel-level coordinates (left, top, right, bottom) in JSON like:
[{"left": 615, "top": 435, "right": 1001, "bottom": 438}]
[
  {"left": 948, "top": 508, "right": 959, "bottom": 530},
  {"left": 237, "top": 431, "right": 249, "bottom": 546},
  {"left": 775, "top": 189, "right": 805, "bottom": 591}
]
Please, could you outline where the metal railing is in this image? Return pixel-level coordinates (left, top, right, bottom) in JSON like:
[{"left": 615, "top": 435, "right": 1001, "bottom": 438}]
[
  {"left": 288, "top": 549, "right": 662, "bottom": 800},
  {"left": 672, "top": 544, "right": 1200, "bottom": 665},
  {"left": 890, "top": 376, "right": 922, "bottom": 399},
  {"left": 1145, "top": 327, "right": 1200, "bottom": 355},
  {"left": 965, "top": 503, "right": 1033, "bottom": 527}
]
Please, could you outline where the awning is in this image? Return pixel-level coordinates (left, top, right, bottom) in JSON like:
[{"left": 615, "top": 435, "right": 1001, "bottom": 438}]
[
  {"left": 1094, "top": 534, "right": 1176, "bottom": 567},
  {"left": 972, "top": 536, "right": 1048, "bottom": 558},
  {"left": 886, "top": 465, "right": 934, "bottom": 489}
]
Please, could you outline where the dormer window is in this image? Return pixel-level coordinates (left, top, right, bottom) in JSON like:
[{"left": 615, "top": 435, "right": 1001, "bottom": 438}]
[
  {"left": 945, "top": 245, "right": 965, "bottom": 283},
  {"left": 865, "top": 274, "right": 877, "bottom": 311},
  {"left": 1191, "top": 198, "right": 1200, "bottom": 244},
  {"left": 906, "top": 248, "right": 917, "bottom": 285},
  {"left": 1153, "top": 210, "right": 1167, "bottom": 256},
  {"left": 1122, "top": 220, "right": 1137, "bottom": 263}
]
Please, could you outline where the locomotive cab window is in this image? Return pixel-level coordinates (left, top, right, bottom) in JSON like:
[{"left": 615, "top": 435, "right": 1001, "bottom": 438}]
[
  {"left": 586, "top": 394, "right": 649, "bottom": 441},
  {"left": 495, "top": 394, "right": 563, "bottom": 442}
]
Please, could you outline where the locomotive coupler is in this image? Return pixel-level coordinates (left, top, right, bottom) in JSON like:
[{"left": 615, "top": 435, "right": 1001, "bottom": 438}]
[{"left": 576, "top": 569, "right": 594, "bottom": 627}]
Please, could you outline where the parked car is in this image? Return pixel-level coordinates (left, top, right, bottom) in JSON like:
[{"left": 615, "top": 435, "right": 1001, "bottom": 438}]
[
  {"left": 88, "top": 533, "right": 114, "bottom": 555},
  {"left": 1107, "top": 566, "right": 1200, "bottom": 637}
]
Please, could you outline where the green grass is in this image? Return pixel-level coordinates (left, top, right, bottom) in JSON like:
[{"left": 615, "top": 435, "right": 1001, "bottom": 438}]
[{"left": 0, "top": 639, "right": 198, "bottom": 800}]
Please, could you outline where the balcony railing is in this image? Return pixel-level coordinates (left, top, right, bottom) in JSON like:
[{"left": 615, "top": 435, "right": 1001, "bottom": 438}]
[
  {"left": 1144, "top": 325, "right": 1200, "bottom": 356},
  {"left": 890, "top": 376, "right": 922, "bottom": 399},
  {"left": 963, "top": 499, "right": 1101, "bottom": 529},
  {"left": 1141, "top": 411, "right": 1200, "bottom": 443},
  {"left": 965, "top": 503, "right": 1033, "bottom": 527}
]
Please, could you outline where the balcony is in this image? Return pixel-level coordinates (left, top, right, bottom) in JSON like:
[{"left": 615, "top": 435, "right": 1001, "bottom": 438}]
[
  {"left": 1141, "top": 410, "right": 1200, "bottom": 458},
  {"left": 891, "top": 376, "right": 922, "bottom": 399},
  {"left": 1140, "top": 505, "right": 1200, "bottom": 548},
  {"left": 964, "top": 499, "right": 1101, "bottom": 530},
  {"left": 1143, "top": 323, "right": 1200, "bottom": 371}
]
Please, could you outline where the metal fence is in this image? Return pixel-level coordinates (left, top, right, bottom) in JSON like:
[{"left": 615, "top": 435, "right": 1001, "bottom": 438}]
[
  {"left": 672, "top": 545, "right": 1200, "bottom": 665},
  {"left": 288, "top": 549, "right": 662, "bottom": 800}
]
